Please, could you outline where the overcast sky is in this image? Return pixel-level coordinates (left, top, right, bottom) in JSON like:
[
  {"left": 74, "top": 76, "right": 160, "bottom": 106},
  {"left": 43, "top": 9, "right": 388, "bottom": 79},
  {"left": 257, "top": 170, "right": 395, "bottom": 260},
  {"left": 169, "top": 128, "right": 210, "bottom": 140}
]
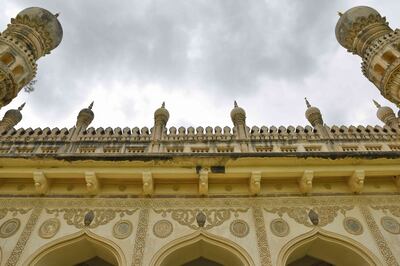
[{"left": 1, "top": 1, "right": 400, "bottom": 130}]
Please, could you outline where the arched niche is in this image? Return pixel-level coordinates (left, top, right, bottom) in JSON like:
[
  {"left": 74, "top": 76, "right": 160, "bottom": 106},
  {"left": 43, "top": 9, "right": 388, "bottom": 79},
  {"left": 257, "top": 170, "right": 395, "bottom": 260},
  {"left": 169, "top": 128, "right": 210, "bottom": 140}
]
[
  {"left": 278, "top": 228, "right": 381, "bottom": 266},
  {"left": 24, "top": 229, "right": 126, "bottom": 266},
  {"left": 151, "top": 230, "right": 255, "bottom": 266}
]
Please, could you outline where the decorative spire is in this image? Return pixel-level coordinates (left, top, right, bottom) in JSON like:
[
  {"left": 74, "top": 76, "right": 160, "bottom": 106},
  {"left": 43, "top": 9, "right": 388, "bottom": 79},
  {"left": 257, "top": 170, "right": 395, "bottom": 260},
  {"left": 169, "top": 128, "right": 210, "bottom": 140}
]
[
  {"left": 304, "top": 97, "right": 311, "bottom": 108},
  {"left": 373, "top": 99, "right": 381, "bottom": 108},
  {"left": 154, "top": 102, "right": 169, "bottom": 125},
  {"left": 305, "top": 99, "right": 323, "bottom": 127},
  {"left": 76, "top": 103, "right": 94, "bottom": 130},
  {"left": 0, "top": 105, "right": 24, "bottom": 131},
  {"left": 234, "top": 100, "right": 238, "bottom": 108},
  {"left": 374, "top": 101, "right": 398, "bottom": 127},
  {"left": 18, "top": 102, "right": 25, "bottom": 111}
]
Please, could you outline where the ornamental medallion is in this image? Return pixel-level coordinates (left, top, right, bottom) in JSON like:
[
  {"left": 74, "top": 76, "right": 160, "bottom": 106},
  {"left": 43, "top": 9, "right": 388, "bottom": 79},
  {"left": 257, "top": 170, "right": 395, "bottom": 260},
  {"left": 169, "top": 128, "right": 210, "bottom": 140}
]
[
  {"left": 113, "top": 220, "right": 133, "bottom": 239},
  {"left": 39, "top": 218, "right": 60, "bottom": 239},
  {"left": 0, "top": 218, "right": 20, "bottom": 238},
  {"left": 381, "top": 216, "right": 400, "bottom": 234},
  {"left": 153, "top": 220, "right": 173, "bottom": 238},
  {"left": 343, "top": 217, "right": 363, "bottom": 235},
  {"left": 230, "top": 219, "right": 249, "bottom": 238},
  {"left": 270, "top": 218, "right": 290, "bottom": 237}
]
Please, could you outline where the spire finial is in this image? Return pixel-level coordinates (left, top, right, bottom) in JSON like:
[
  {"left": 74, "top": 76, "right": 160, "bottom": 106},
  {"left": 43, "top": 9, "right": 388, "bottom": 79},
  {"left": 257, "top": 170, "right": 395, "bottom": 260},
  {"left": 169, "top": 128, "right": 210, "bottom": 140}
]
[
  {"left": 234, "top": 100, "right": 238, "bottom": 107},
  {"left": 55, "top": 13, "right": 60, "bottom": 18},
  {"left": 18, "top": 102, "right": 26, "bottom": 111},
  {"left": 337, "top": 11, "right": 343, "bottom": 17},
  {"left": 305, "top": 97, "right": 311, "bottom": 108},
  {"left": 88, "top": 101, "right": 94, "bottom": 110},
  {"left": 161, "top": 102, "right": 165, "bottom": 108},
  {"left": 373, "top": 99, "right": 381, "bottom": 108}
]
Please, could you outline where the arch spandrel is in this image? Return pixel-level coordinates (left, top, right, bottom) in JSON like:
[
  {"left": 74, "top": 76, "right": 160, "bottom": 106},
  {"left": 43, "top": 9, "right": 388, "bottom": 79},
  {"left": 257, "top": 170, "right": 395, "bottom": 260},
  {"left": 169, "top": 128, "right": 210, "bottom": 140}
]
[
  {"left": 277, "top": 228, "right": 382, "bottom": 266},
  {"left": 23, "top": 229, "right": 126, "bottom": 266},
  {"left": 151, "top": 230, "right": 255, "bottom": 266}
]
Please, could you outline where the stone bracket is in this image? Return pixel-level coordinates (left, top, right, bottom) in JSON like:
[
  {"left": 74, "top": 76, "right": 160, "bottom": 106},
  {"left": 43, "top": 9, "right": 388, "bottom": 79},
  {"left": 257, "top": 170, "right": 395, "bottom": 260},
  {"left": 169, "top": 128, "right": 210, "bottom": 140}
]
[
  {"left": 348, "top": 169, "right": 365, "bottom": 193},
  {"left": 142, "top": 171, "right": 154, "bottom": 195},
  {"left": 298, "top": 170, "right": 313, "bottom": 194},
  {"left": 199, "top": 168, "right": 208, "bottom": 195},
  {"left": 249, "top": 171, "right": 261, "bottom": 195},
  {"left": 33, "top": 171, "right": 48, "bottom": 194},
  {"left": 85, "top": 171, "right": 100, "bottom": 194}
]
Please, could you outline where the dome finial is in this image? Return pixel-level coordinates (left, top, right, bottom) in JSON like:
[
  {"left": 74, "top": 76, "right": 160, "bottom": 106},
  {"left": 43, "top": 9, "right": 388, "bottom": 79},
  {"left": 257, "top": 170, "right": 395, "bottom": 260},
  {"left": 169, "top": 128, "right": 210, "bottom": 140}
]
[
  {"left": 162, "top": 102, "right": 165, "bottom": 108},
  {"left": 234, "top": 100, "right": 238, "bottom": 107},
  {"left": 18, "top": 102, "right": 25, "bottom": 111},
  {"left": 373, "top": 99, "right": 381, "bottom": 108},
  {"left": 88, "top": 101, "right": 94, "bottom": 110},
  {"left": 305, "top": 97, "right": 311, "bottom": 108}
]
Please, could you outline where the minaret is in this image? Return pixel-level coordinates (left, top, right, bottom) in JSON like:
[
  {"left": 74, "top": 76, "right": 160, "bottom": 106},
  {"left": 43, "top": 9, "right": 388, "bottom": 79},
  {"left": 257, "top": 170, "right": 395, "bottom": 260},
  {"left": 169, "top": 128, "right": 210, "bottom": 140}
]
[
  {"left": 153, "top": 102, "right": 169, "bottom": 141},
  {"left": 336, "top": 6, "right": 400, "bottom": 106},
  {"left": 76, "top": 102, "right": 94, "bottom": 132},
  {"left": 0, "top": 103, "right": 25, "bottom": 131},
  {"left": 373, "top": 100, "right": 399, "bottom": 127},
  {"left": 0, "top": 7, "right": 63, "bottom": 108}
]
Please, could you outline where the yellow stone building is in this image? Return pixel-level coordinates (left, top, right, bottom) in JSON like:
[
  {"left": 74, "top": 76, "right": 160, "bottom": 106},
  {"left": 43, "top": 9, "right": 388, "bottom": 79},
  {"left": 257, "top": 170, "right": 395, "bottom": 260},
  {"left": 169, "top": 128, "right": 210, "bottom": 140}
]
[{"left": 0, "top": 5, "right": 400, "bottom": 266}]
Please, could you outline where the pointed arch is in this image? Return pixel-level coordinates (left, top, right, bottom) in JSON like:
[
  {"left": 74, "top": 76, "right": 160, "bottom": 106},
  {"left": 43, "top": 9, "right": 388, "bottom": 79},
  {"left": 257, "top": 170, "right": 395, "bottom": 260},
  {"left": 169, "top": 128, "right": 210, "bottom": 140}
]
[
  {"left": 23, "top": 229, "right": 126, "bottom": 266},
  {"left": 277, "top": 228, "right": 381, "bottom": 266},
  {"left": 151, "top": 230, "right": 255, "bottom": 266}
]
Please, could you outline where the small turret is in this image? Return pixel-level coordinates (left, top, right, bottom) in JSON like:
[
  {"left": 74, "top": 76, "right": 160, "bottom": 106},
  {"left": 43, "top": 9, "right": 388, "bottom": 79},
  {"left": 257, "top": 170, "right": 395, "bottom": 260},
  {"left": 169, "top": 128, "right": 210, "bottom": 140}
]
[
  {"left": 0, "top": 103, "right": 25, "bottom": 131},
  {"left": 230, "top": 101, "right": 248, "bottom": 140},
  {"left": 305, "top": 98, "right": 324, "bottom": 127},
  {"left": 76, "top": 102, "right": 94, "bottom": 131},
  {"left": 373, "top": 100, "right": 399, "bottom": 127},
  {"left": 152, "top": 102, "right": 169, "bottom": 141}
]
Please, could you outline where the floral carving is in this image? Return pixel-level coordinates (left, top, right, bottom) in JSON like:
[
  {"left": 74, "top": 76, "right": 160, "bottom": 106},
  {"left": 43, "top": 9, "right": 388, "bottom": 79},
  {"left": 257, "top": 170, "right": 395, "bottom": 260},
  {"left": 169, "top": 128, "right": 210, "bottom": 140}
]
[
  {"left": 6, "top": 208, "right": 42, "bottom": 266},
  {"left": 154, "top": 208, "right": 247, "bottom": 230},
  {"left": 46, "top": 208, "right": 136, "bottom": 229},
  {"left": 0, "top": 208, "right": 31, "bottom": 220},
  {"left": 265, "top": 205, "right": 353, "bottom": 227},
  {"left": 370, "top": 204, "right": 400, "bottom": 217},
  {"left": 360, "top": 205, "right": 398, "bottom": 266}
]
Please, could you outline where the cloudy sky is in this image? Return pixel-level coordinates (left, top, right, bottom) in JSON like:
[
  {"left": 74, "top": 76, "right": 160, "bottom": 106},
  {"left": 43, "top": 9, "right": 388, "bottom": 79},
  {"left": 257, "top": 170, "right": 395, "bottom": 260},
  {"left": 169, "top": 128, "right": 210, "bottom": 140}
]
[{"left": 1, "top": 1, "right": 400, "bottom": 130}]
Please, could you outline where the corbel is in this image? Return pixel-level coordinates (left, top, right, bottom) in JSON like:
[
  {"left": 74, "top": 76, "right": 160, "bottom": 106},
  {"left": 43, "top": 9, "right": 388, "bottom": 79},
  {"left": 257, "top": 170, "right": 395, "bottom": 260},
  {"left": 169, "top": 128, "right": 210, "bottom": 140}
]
[
  {"left": 142, "top": 171, "right": 154, "bottom": 195},
  {"left": 33, "top": 171, "right": 48, "bottom": 194},
  {"left": 298, "top": 170, "right": 313, "bottom": 194},
  {"left": 85, "top": 171, "right": 100, "bottom": 194},
  {"left": 199, "top": 168, "right": 208, "bottom": 196},
  {"left": 249, "top": 171, "right": 261, "bottom": 195},
  {"left": 348, "top": 169, "right": 365, "bottom": 194}
]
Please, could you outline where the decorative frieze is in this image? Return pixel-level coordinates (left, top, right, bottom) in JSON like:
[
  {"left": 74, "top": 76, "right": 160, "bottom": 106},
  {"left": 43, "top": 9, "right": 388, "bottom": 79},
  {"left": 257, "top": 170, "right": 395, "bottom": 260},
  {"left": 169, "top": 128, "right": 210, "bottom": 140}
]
[
  {"left": 154, "top": 208, "right": 247, "bottom": 230},
  {"left": 46, "top": 208, "right": 136, "bottom": 229}
]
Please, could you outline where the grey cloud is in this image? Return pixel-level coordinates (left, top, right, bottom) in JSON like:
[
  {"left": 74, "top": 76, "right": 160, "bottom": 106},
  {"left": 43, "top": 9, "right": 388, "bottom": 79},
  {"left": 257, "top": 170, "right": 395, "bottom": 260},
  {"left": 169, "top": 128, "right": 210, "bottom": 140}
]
[{"left": 1, "top": 1, "right": 400, "bottom": 128}]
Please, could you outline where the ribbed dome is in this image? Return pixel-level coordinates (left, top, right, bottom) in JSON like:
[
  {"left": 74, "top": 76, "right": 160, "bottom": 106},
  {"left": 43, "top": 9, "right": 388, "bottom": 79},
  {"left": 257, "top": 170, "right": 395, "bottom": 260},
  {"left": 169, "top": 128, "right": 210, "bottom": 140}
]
[
  {"left": 3, "top": 109, "right": 22, "bottom": 124},
  {"left": 17, "top": 7, "right": 63, "bottom": 51},
  {"left": 0, "top": 103, "right": 25, "bottom": 131},
  {"left": 154, "top": 102, "right": 169, "bottom": 124},
  {"left": 304, "top": 98, "right": 323, "bottom": 127},
  {"left": 230, "top": 101, "right": 246, "bottom": 124},
  {"left": 373, "top": 100, "right": 397, "bottom": 127},
  {"left": 76, "top": 102, "right": 94, "bottom": 128},
  {"left": 335, "top": 6, "right": 380, "bottom": 50}
]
